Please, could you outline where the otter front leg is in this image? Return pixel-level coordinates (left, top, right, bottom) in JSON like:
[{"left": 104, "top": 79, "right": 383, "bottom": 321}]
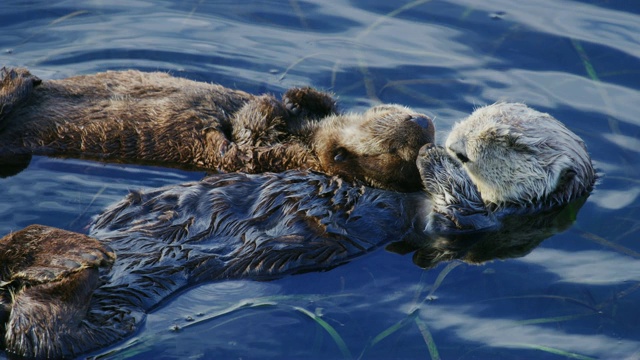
[
  {"left": 417, "top": 145, "right": 497, "bottom": 232},
  {"left": 202, "top": 95, "right": 289, "bottom": 173},
  {"left": 231, "top": 94, "right": 291, "bottom": 148},
  {"left": 252, "top": 142, "right": 319, "bottom": 173},
  {"left": 202, "top": 125, "right": 254, "bottom": 172},
  {"left": 0, "top": 67, "right": 42, "bottom": 130}
]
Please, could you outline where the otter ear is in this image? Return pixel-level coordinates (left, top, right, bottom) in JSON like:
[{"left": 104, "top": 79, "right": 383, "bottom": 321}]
[
  {"left": 558, "top": 168, "right": 577, "bottom": 187},
  {"left": 553, "top": 168, "right": 577, "bottom": 197}
]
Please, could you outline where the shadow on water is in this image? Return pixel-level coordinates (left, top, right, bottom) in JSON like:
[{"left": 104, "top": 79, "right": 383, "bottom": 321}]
[{"left": 389, "top": 196, "right": 589, "bottom": 270}]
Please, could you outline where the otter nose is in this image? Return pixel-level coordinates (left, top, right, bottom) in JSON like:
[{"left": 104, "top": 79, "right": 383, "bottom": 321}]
[{"left": 409, "top": 115, "right": 432, "bottom": 130}]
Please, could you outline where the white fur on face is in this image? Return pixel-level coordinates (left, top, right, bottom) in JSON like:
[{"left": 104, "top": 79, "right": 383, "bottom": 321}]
[{"left": 445, "top": 103, "right": 593, "bottom": 206}]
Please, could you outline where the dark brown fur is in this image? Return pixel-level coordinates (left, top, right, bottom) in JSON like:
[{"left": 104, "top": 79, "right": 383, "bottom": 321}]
[
  {"left": 0, "top": 225, "right": 116, "bottom": 359},
  {"left": 0, "top": 67, "right": 434, "bottom": 191}
]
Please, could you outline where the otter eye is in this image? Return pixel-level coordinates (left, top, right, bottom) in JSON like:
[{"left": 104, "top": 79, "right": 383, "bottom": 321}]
[
  {"left": 455, "top": 152, "right": 470, "bottom": 163},
  {"left": 333, "top": 147, "right": 349, "bottom": 162}
]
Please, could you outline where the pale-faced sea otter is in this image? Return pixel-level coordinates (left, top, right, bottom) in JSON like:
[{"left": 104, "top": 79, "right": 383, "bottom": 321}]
[
  {"left": 0, "top": 67, "right": 434, "bottom": 191},
  {"left": 0, "top": 103, "right": 596, "bottom": 359}
]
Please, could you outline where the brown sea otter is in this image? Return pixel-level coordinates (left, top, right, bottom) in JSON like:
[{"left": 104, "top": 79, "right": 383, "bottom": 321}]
[
  {"left": 0, "top": 67, "right": 434, "bottom": 191},
  {"left": 0, "top": 103, "right": 596, "bottom": 359}
]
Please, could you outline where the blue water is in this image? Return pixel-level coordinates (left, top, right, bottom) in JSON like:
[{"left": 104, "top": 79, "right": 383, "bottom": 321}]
[{"left": 1, "top": 0, "right": 640, "bottom": 359}]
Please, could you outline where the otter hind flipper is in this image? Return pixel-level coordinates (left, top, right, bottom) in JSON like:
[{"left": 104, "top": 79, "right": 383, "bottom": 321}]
[
  {"left": 0, "top": 225, "right": 124, "bottom": 359},
  {"left": 0, "top": 67, "right": 41, "bottom": 131}
]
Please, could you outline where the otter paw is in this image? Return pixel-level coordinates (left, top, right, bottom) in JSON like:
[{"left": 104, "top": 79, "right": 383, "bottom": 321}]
[
  {"left": 417, "top": 144, "right": 465, "bottom": 194},
  {"left": 254, "top": 95, "right": 290, "bottom": 122},
  {"left": 418, "top": 144, "right": 456, "bottom": 174},
  {"left": 219, "top": 141, "right": 254, "bottom": 171},
  {"left": 0, "top": 225, "right": 115, "bottom": 286},
  {"left": 217, "top": 137, "right": 234, "bottom": 156},
  {"left": 282, "top": 87, "right": 337, "bottom": 120},
  {"left": 233, "top": 95, "right": 290, "bottom": 147}
]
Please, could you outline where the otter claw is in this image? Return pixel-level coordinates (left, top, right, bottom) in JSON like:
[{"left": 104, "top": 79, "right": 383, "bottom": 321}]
[
  {"left": 218, "top": 139, "right": 232, "bottom": 155},
  {"left": 418, "top": 143, "right": 448, "bottom": 162},
  {"left": 284, "top": 97, "right": 301, "bottom": 116}
]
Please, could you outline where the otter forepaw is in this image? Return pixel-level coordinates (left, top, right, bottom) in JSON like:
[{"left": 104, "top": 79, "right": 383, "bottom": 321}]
[
  {"left": 282, "top": 87, "right": 337, "bottom": 121},
  {"left": 219, "top": 140, "right": 254, "bottom": 171},
  {"left": 417, "top": 145, "right": 494, "bottom": 231},
  {"left": 0, "top": 225, "right": 115, "bottom": 286},
  {"left": 232, "top": 95, "right": 290, "bottom": 147},
  {"left": 254, "top": 95, "right": 290, "bottom": 123},
  {"left": 417, "top": 144, "right": 463, "bottom": 192}
]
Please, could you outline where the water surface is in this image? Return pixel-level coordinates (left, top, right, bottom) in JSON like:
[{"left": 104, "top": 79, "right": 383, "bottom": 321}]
[{"left": 1, "top": 0, "right": 639, "bottom": 359}]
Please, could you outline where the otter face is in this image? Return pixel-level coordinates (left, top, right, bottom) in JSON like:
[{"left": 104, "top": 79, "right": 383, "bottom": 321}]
[
  {"left": 445, "top": 103, "right": 595, "bottom": 206},
  {"left": 314, "top": 104, "right": 435, "bottom": 192}
]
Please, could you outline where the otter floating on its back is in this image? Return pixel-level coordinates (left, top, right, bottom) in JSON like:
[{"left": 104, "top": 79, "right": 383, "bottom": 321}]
[
  {"left": 0, "top": 67, "right": 434, "bottom": 191},
  {"left": 0, "top": 103, "right": 596, "bottom": 359}
]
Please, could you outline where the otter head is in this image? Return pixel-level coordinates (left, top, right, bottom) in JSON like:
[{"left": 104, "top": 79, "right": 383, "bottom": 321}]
[
  {"left": 313, "top": 104, "right": 435, "bottom": 192},
  {"left": 445, "top": 103, "right": 596, "bottom": 207}
]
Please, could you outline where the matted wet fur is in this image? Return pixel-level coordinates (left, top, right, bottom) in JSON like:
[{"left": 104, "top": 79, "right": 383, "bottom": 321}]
[
  {"left": 0, "top": 103, "right": 596, "bottom": 358},
  {"left": 0, "top": 67, "right": 434, "bottom": 191}
]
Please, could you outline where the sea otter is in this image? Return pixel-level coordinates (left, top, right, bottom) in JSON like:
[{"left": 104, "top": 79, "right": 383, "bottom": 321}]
[
  {"left": 0, "top": 67, "right": 434, "bottom": 191},
  {"left": 0, "top": 103, "right": 596, "bottom": 359}
]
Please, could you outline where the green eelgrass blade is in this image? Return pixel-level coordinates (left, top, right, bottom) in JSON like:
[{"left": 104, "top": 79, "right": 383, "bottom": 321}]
[
  {"left": 357, "top": 0, "right": 433, "bottom": 40},
  {"left": 513, "top": 312, "right": 597, "bottom": 326},
  {"left": 289, "top": 0, "right": 309, "bottom": 29},
  {"left": 579, "top": 230, "right": 640, "bottom": 259},
  {"left": 181, "top": 298, "right": 277, "bottom": 330},
  {"left": 50, "top": 10, "right": 90, "bottom": 26},
  {"left": 426, "top": 261, "right": 462, "bottom": 300},
  {"left": 92, "top": 300, "right": 278, "bottom": 359},
  {"left": 294, "top": 306, "right": 352, "bottom": 359},
  {"left": 354, "top": 0, "right": 432, "bottom": 101},
  {"left": 480, "top": 294, "right": 599, "bottom": 313},
  {"left": 504, "top": 343, "right": 597, "bottom": 360},
  {"left": 570, "top": 38, "right": 621, "bottom": 135},
  {"left": 279, "top": 52, "right": 327, "bottom": 81},
  {"left": 414, "top": 316, "right": 440, "bottom": 360},
  {"left": 370, "top": 308, "right": 419, "bottom": 346},
  {"left": 571, "top": 39, "right": 600, "bottom": 82}
]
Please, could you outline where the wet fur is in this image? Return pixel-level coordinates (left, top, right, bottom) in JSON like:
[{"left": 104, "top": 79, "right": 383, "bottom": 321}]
[
  {"left": 0, "top": 103, "right": 596, "bottom": 358},
  {"left": 0, "top": 67, "right": 434, "bottom": 191},
  {"left": 445, "top": 103, "right": 596, "bottom": 207}
]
